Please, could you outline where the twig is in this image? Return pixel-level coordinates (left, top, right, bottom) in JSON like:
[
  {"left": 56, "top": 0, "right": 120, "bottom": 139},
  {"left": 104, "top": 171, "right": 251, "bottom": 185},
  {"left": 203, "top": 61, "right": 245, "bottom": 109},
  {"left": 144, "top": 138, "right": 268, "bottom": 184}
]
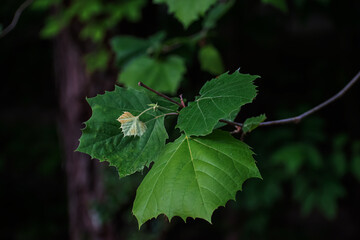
[
  {"left": 179, "top": 94, "right": 186, "bottom": 107},
  {"left": 219, "top": 119, "right": 242, "bottom": 127},
  {"left": 221, "top": 70, "right": 360, "bottom": 127},
  {"left": 258, "top": 70, "right": 360, "bottom": 126},
  {"left": 139, "top": 70, "right": 360, "bottom": 129},
  {"left": 138, "top": 82, "right": 183, "bottom": 108},
  {"left": 0, "top": 0, "right": 33, "bottom": 39}
]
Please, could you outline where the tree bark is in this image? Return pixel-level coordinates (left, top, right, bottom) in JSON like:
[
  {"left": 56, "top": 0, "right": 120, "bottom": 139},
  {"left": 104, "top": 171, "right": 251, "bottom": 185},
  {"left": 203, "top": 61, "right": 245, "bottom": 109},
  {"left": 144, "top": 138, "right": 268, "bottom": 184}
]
[{"left": 54, "top": 28, "right": 115, "bottom": 240}]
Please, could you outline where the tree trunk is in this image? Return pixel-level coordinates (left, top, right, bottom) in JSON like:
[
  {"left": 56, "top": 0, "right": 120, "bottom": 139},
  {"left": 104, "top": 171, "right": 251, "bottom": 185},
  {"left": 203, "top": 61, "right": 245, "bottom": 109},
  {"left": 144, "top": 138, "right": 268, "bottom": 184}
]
[{"left": 54, "top": 28, "right": 115, "bottom": 240}]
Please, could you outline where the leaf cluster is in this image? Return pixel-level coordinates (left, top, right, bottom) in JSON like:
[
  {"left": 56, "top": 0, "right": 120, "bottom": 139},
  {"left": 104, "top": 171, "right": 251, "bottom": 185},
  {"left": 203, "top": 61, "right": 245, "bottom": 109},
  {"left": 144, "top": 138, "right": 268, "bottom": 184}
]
[{"left": 77, "top": 71, "right": 265, "bottom": 227}]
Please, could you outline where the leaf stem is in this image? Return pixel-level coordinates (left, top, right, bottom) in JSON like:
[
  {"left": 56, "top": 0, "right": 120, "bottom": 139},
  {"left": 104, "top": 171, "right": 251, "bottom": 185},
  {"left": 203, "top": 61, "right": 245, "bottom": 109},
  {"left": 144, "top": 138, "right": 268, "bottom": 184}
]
[
  {"left": 138, "top": 82, "right": 183, "bottom": 108},
  {"left": 138, "top": 106, "right": 156, "bottom": 118},
  {"left": 179, "top": 94, "right": 186, "bottom": 107}
]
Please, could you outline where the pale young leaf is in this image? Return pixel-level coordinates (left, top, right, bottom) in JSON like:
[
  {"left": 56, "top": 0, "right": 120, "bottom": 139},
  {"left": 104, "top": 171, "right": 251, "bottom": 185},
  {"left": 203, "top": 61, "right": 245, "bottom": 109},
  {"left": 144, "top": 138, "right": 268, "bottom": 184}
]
[{"left": 117, "top": 112, "right": 147, "bottom": 137}]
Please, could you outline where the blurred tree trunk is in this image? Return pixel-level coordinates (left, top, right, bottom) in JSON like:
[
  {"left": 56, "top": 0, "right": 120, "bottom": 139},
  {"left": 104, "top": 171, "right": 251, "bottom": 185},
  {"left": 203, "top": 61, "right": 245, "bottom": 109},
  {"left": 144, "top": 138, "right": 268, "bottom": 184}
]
[{"left": 54, "top": 28, "right": 115, "bottom": 240}]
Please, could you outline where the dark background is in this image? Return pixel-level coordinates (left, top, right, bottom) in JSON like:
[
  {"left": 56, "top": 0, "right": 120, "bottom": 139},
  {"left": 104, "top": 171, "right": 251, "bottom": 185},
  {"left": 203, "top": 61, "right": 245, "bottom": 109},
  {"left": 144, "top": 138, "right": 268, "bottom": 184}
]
[{"left": 1, "top": 0, "right": 360, "bottom": 239}]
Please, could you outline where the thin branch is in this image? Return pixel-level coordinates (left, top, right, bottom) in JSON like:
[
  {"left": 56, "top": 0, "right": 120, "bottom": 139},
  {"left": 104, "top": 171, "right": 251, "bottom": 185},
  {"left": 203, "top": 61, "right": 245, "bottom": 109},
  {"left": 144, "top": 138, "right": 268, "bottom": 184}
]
[
  {"left": 224, "top": 70, "right": 360, "bottom": 128},
  {"left": 219, "top": 119, "right": 242, "bottom": 127},
  {"left": 0, "top": 0, "right": 33, "bottom": 39},
  {"left": 138, "top": 82, "right": 183, "bottom": 108},
  {"left": 139, "top": 70, "right": 360, "bottom": 130}
]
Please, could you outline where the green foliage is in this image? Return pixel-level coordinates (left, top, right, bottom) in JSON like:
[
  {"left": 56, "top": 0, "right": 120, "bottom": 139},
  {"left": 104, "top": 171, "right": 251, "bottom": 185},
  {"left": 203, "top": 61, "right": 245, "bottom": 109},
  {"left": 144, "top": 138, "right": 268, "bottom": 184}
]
[
  {"left": 154, "top": 0, "right": 217, "bottom": 28},
  {"left": 177, "top": 71, "right": 258, "bottom": 136},
  {"left": 351, "top": 141, "right": 360, "bottom": 181},
  {"left": 203, "top": 0, "right": 235, "bottom": 30},
  {"left": 41, "top": 0, "right": 146, "bottom": 39},
  {"left": 76, "top": 87, "right": 179, "bottom": 177},
  {"left": 133, "top": 130, "right": 261, "bottom": 228},
  {"left": 198, "top": 45, "right": 224, "bottom": 75},
  {"left": 118, "top": 55, "right": 186, "bottom": 94},
  {"left": 330, "top": 134, "right": 348, "bottom": 177},
  {"left": 261, "top": 0, "right": 288, "bottom": 12},
  {"left": 271, "top": 143, "right": 323, "bottom": 175},
  {"left": 83, "top": 48, "right": 110, "bottom": 73},
  {"left": 242, "top": 114, "right": 267, "bottom": 134},
  {"left": 293, "top": 176, "right": 345, "bottom": 219},
  {"left": 77, "top": 68, "right": 263, "bottom": 226},
  {"left": 111, "top": 32, "right": 166, "bottom": 68},
  {"left": 31, "top": 0, "right": 61, "bottom": 10}
]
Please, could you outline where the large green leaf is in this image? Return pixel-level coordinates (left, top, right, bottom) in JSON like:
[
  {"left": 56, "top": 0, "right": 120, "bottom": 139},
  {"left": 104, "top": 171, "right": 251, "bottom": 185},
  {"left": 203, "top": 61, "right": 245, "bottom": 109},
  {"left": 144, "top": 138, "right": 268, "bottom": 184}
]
[
  {"left": 155, "top": 0, "right": 217, "bottom": 28},
  {"left": 133, "top": 130, "right": 261, "bottom": 227},
  {"left": 177, "top": 71, "right": 258, "bottom": 136},
  {"left": 118, "top": 55, "right": 186, "bottom": 94},
  {"left": 77, "top": 86, "right": 178, "bottom": 177}
]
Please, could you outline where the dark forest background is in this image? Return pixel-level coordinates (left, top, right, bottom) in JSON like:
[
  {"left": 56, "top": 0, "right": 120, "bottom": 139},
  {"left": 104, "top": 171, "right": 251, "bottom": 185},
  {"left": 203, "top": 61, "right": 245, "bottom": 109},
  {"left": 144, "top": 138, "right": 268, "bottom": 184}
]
[{"left": 1, "top": 0, "right": 360, "bottom": 239}]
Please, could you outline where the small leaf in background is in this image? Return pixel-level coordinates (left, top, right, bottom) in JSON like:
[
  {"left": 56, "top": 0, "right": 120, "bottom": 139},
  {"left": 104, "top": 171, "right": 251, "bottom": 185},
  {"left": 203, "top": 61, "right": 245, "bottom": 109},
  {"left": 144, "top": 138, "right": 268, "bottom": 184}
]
[
  {"left": 83, "top": 48, "right": 110, "bottom": 73},
  {"left": 40, "top": 15, "right": 70, "bottom": 38},
  {"left": 261, "top": 0, "right": 288, "bottom": 13},
  {"left": 271, "top": 143, "right": 323, "bottom": 175},
  {"left": 133, "top": 130, "right": 261, "bottom": 228},
  {"left": 117, "top": 112, "right": 147, "bottom": 137},
  {"left": 177, "top": 71, "right": 258, "bottom": 136},
  {"left": 77, "top": 87, "right": 173, "bottom": 177},
  {"left": 31, "top": 0, "right": 61, "bottom": 10},
  {"left": 198, "top": 45, "right": 224, "bottom": 75},
  {"left": 110, "top": 32, "right": 166, "bottom": 68},
  {"left": 154, "top": 0, "right": 217, "bottom": 28},
  {"left": 80, "top": 23, "right": 106, "bottom": 43},
  {"left": 293, "top": 177, "right": 345, "bottom": 219},
  {"left": 330, "top": 134, "right": 348, "bottom": 177},
  {"left": 351, "top": 141, "right": 360, "bottom": 181},
  {"left": 203, "top": 0, "right": 235, "bottom": 30},
  {"left": 77, "top": 1, "right": 103, "bottom": 22},
  {"left": 118, "top": 55, "right": 186, "bottom": 94},
  {"left": 242, "top": 114, "right": 267, "bottom": 134}
]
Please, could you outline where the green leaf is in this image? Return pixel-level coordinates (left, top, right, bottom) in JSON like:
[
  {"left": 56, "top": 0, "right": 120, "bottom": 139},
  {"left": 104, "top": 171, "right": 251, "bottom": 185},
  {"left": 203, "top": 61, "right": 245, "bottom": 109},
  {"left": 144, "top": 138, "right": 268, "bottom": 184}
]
[
  {"left": 110, "top": 32, "right": 166, "bottom": 68},
  {"left": 76, "top": 86, "right": 176, "bottom": 177},
  {"left": 203, "top": 0, "right": 235, "bottom": 30},
  {"left": 118, "top": 55, "right": 186, "bottom": 94},
  {"left": 154, "top": 0, "right": 217, "bottom": 28},
  {"left": 177, "top": 71, "right": 258, "bottom": 136},
  {"left": 83, "top": 48, "right": 110, "bottom": 73},
  {"left": 261, "top": 0, "right": 288, "bottom": 13},
  {"left": 133, "top": 130, "right": 261, "bottom": 227},
  {"left": 242, "top": 114, "right": 266, "bottom": 134},
  {"left": 198, "top": 45, "right": 224, "bottom": 75}
]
